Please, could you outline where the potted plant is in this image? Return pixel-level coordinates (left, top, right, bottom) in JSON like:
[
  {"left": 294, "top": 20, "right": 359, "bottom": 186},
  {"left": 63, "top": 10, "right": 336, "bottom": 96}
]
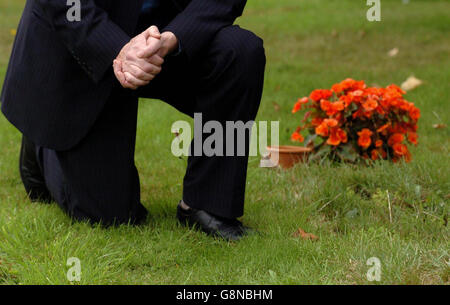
[
  {"left": 289, "top": 78, "right": 420, "bottom": 163},
  {"left": 264, "top": 145, "right": 312, "bottom": 169}
]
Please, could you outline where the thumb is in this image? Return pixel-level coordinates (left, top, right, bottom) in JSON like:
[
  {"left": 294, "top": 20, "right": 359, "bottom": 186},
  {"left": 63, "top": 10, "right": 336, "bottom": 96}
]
[
  {"left": 145, "top": 25, "right": 161, "bottom": 40},
  {"left": 113, "top": 60, "right": 126, "bottom": 86}
]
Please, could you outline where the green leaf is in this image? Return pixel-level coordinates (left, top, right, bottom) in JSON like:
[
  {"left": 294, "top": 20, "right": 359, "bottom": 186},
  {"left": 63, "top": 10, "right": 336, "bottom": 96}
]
[
  {"left": 337, "top": 143, "right": 358, "bottom": 163},
  {"left": 310, "top": 144, "right": 331, "bottom": 162},
  {"left": 304, "top": 134, "right": 318, "bottom": 147}
]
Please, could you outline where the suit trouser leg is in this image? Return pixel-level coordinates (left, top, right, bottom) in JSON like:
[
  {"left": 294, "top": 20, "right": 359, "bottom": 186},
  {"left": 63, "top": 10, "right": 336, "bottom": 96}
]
[
  {"left": 37, "top": 25, "right": 265, "bottom": 224},
  {"left": 38, "top": 86, "right": 148, "bottom": 226},
  {"left": 140, "top": 25, "right": 266, "bottom": 219},
  {"left": 183, "top": 26, "right": 266, "bottom": 219}
]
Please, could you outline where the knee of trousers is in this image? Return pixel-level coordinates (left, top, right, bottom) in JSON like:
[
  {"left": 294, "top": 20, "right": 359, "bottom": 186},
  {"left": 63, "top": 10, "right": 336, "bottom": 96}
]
[
  {"left": 208, "top": 27, "right": 266, "bottom": 119},
  {"left": 213, "top": 26, "right": 266, "bottom": 85}
]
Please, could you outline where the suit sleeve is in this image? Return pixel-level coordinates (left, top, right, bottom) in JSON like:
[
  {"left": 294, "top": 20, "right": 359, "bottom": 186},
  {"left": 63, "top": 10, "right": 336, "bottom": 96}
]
[
  {"left": 35, "top": 0, "right": 130, "bottom": 83},
  {"left": 163, "top": 0, "right": 247, "bottom": 60}
]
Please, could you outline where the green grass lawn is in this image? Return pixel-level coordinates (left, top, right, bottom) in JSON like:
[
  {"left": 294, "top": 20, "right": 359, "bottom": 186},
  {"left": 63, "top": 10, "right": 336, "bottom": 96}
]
[{"left": 0, "top": 0, "right": 449, "bottom": 284}]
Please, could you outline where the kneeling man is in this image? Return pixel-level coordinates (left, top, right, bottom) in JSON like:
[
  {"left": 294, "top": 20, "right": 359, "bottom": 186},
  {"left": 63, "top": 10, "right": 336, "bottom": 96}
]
[{"left": 1, "top": 0, "right": 265, "bottom": 240}]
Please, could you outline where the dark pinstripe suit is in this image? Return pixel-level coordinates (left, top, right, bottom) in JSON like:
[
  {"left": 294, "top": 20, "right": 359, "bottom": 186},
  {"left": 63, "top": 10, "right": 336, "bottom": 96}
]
[{"left": 1, "top": 0, "right": 265, "bottom": 225}]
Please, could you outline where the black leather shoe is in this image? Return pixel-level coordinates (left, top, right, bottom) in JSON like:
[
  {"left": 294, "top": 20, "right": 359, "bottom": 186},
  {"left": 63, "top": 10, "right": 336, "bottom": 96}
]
[
  {"left": 19, "top": 136, "right": 52, "bottom": 203},
  {"left": 176, "top": 203, "right": 250, "bottom": 241}
]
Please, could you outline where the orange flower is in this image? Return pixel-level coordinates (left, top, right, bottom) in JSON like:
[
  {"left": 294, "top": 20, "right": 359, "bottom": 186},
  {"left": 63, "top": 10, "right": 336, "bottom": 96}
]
[
  {"left": 388, "top": 133, "right": 405, "bottom": 146},
  {"left": 292, "top": 97, "right": 309, "bottom": 113},
  {"left": 371, "top": 149, "right": 379, "bottom": 160},
  {"left": 371, "top": 148, "right": 387, "bottom": 160},
  {"left": 315, "top": 122, "right": 329, "bottom": 137},
  {"left": 339, "top": 95, "right": 352, "bottom": 107},
  {"left": 352, "top": 90, "right": 364, "bottom": 97},
  {"left": 404, "top": 122, "right": 418, "bottom": 132},
  {"left": 404, "top": 150, "right": 412, "bottom": 163},
  {"left": 379, "top": 96, "right": 391, "bottom": 108},
  {"left": 311, "top": 117, "right": 324, "bottom": 126},
  {"left": 327, "top": 131, "right": 341, "bottom": 146},
  {"left": 331, "top": 83, "right": 344, "bottom": 94},
  {"left": 317, "top": 119, "right": 341, "bottom": 141},
  {"left": 353, "top": 80, "right": 366, "bottom": 91},
  {"left": 291, "top": 131, "right": 304, "bottom": 142},
  {"left": 332, "top": 78, "right": 365, "bottom": 93},
  {"left": 334, "top": 112, "right": 344, "bottom": 122},
  {"left": 310, "top": 89, "right": 332, "bottom": 102},
  {"left": 292, "top": 102, "right": 301, "bottom": 114},
  {"left": 398, "top": 100, "right": 411, "bottom": 111},
  {"left": 320, "top": 99, "right": 332, "bottom": 112},
  {"left": 352, "top": 109, "right": 364, "bottom": 119},
  {"left": 362, "top": 99, "right": 378, "bottom": 112},
  {"left": 293, "top": 80, "right": 418, "bottom": 162},
  {"left": 326, "top": 128, "right": 347, "bottom": 146},
  {"left": 393, "top": 149, "right": 412, "bottom": 163},
  {"left": 357, "top": 128, "right": 373, "bottom": 149},
  {"left": 358, "top": 128, "right": 373, "bottom": 138},
  {"left": 337, "top": 128, "right": 348, "bottom": 143},
  {"left": 324, "top": 118, "right": 338, "bottom": 127},
  {"left": 358, "top": 137, "right": 371, "bottom": 149},
  {"left": 365, "top": 87, "right": 384, "bottom": 96},
  {"left": 320, "top": 100, "right": 343, "bottom": 116},
  {"left": 390, "top": 123, "right": 407, "bottom": 134},
  {"left": 392, "top": 143, "right": 408, "bottom": 156},
  {"left": 407, "top": 132, "right": 418, "bottom": 145},
  {"left": 409, "top": 106, "right": 421, "bottom": 121},
  {"left": 376, "top": 106, "right": 386, "bottom": 115},
  {"left": 299, "top": 97, "right": 309, "bottom": 104},
  {"left": 377, "top": 123, "right": 390, "bottom": 133},
  {"left": 332, "top": 101, "right": 345, "bottom": 112},
  {"left": 384, "top": 84, "right": 405, "bottom": 100},
  {"left": 386, "top": 84, "right": 406, "bottom": 95},
  {"left": 348, "top": 90, "right": 364, "bottom": 104}
]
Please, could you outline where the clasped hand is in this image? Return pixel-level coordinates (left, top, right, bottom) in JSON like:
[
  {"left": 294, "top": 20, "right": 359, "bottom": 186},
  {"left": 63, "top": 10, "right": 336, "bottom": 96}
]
[{"left": 113, "top": 26, "right": 178, "bottom": 90}]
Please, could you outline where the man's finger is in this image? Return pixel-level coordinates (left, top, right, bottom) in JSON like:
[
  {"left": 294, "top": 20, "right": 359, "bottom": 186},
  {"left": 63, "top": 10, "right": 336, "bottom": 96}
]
[
  {"left": 141, "top": 25, "right": 161, "bottom": 42},
  {"left": 124, "top": 72, "right": 150, "bottom": 89},
  {"left": 137, "top": 38, "right": 162, "bottom": 58},
  {"left": 115, "top": 61, "right": 138, "bottom": 89},
  {"left": 147, "top": 25, "right": 161, "bottom": 39},
  {"left": 131, "top": 59, "right": 162, "bottom": 75},
  {"left": 124, "top": 62, "right": 155, "bottom": 81},
  {"left": 113, "top": 60, "right": 128, "bottom": 88},
  {"left": 146, "top": 54, "right": 164, "bottom": 67}
]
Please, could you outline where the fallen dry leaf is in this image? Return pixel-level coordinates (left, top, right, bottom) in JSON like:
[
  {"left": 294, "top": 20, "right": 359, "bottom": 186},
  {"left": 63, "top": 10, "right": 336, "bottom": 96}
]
[
  {"left": 293, "top": 228, "right": 319, "bottom": 241},
  {"left": 358, "top": 30, "right": 366, "bottom": 39},
  {"left": 388, "top": 47, "right": 399, "bottom": 57},
  {"left": 401, "top": 76, "right": 423, "bottom": 92},
  {"left": 272, "top": 101, "right": 281, "bottom": 112},
  {"left": 331, "top": 29, "right": 338, "bottom": 38},
  {"left": 433, "top": 124, "right": 447, "bottom": 129}
]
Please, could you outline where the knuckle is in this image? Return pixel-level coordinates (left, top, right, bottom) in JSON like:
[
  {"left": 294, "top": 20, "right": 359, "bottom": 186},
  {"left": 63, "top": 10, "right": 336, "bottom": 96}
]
[
  {"left": 125, "top": 53, "right": 133, "bottom": 61},
  {"left": 143, "top": 65, "right": 153, "bottom": 74},
  {"left": 137, "top": 71, "right": 146, "bottom": 79}
]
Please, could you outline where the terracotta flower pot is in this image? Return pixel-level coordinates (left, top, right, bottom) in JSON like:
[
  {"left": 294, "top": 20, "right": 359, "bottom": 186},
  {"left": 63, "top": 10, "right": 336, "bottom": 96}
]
[{"left": 265, "top": 145, "right": 312, "bottom": 169}]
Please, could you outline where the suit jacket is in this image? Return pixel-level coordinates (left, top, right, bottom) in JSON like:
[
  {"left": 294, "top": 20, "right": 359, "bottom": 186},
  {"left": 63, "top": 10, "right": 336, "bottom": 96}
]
[{"left": 1, "top": 0, "right": 246, "bottom": 150}]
